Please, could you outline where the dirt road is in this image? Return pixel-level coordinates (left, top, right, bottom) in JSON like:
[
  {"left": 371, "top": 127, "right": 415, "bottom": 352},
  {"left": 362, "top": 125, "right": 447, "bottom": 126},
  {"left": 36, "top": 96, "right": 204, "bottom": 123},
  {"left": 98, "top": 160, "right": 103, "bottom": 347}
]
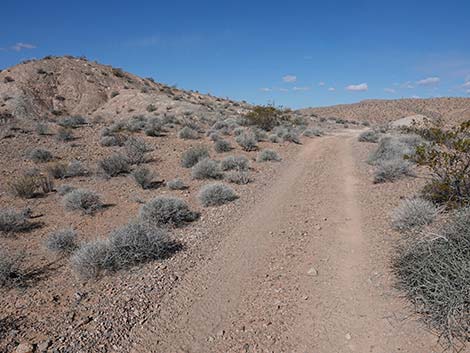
[{"left": 133, "top": 131, "right": 440, "bottom": 352}]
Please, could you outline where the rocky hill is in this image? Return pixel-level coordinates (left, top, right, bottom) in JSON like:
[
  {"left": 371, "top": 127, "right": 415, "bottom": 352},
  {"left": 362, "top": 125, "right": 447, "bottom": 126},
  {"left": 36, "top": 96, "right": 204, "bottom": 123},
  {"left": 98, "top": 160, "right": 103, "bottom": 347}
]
[{"left": 300, "top": 97, "right": 470, "bottom": 126}]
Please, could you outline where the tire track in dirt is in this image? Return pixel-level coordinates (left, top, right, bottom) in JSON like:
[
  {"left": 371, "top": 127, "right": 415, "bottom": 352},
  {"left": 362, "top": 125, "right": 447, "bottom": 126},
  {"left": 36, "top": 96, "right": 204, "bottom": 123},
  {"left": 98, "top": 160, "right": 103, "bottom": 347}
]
[{"left": 133, "top": 131, "right": 441, "bottom": 353}]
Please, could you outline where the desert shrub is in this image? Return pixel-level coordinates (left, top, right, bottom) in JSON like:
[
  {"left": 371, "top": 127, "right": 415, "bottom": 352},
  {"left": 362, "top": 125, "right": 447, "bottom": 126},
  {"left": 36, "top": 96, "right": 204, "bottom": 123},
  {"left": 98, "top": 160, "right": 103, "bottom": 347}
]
[
  {"left": 233, "top": 127, "right": 245, "bottom": 136},
  {"left": 29, "top": 148, "right": 53, "bottom": 163},
  {"left": 9, "top": 176, "right": 37, "bottom": 198},
  {"left": 358, "top": 130, "right": 379, "bottom": 143},
  {"left": 58, "top": 115, "right": 87, "bottom": 128},
  {"left": 139, "top": 197, "right": 198, "bottom": 227},
  {"left": 303, "top": 128, "right": 323, "bottom": 137},
  {"left": 0, "top": 209, "right": 32, "bottom": 235},
  {"left": 57, "top": 184, "right": 75, "bottom": 195},
  {"left": 146, "top": 104, "right": 157, "bottom": 112},
  {"left": 373, "top": 159, "right": 414, "bottom": 183},
  {"left": 236, "top": 132, "right": 258, "bottom": 151},
  {"left": 47, "top": 163, "right": 67, "bottom": 179},
  {"left": 178, "top": 126, "right": 198, "bottom": 140},
  {"left": 145, "top": 117, "right": 164, "bottom": 136},
  {"left": 99, "top": 154, "right": 130, "bottom": 176},
  {"left": 269, "top": 134, "right": 280, "bottom": 143},
  {"left": 66, "top": 160, "right": 88, "bottom": 177},
  {"left": 37, "top": 175, "right": 54, "bottom": 194},
  {"left": 70, "top": 240, "right": 112, "bottom": 279},
  {"left": 35, "top": 122, "right": 50, "bottom": 135},
  {"left": 245, "top": 105, "right": 285, "bottom": 130},
  {"left": 56, "top": 127, "right": 75, "bottom": 142},
  {"left": 0, "top": 251, "right": 22, "bottom": 287},
  {"left": 225, "top": 170, "right": 251, "bottom": 184},
  {"left": 252, "top": 128, "right": 268, "bottom": 142},
  {"left": 63, "top": 189, "right": 103, "bottom": 215},
  {"left": 45, "top": 228, "right": 78, "bottom": 254},
  {"left": 181, "top": 146, "right": 209, "bottom": 168},
  {"left": 220, "top": 155, "right": 249, "bottom": 171},
  {"left": 257, "top": 149, "right": 281, "bottom": 162},
  {"left": 214, "top": 139, "right": 231, "bottom": 153},
  {"left": 391, "top": 198, "right": 441, "bottom": 231},
  {"left": 368, "top": 136, "right": 414, "bottom": 165},
  {"left": 126, "top": 115, "right": 147, "bottom": 132},
  {"left": 132, "top": 166, "right": 155, "bottom": 189},
  {"left": 207, "top": 132, "right": 220, "bottom": 142},
  {"left": 167, "top": 178, "right": 187, "bottom": 190},
  {"left": 191, "top": 158, "right": 223, "bottom": 179},
  {"left": 413, "top": 122, "right": 470, "bottom": 207},
  {"left": 100, "top": 134, "right": 127, "bottom": 147},
  {"left": 393, "top": 207, "right": 470, "bottom": 346},
  {"left": 198, "top": 183, "right": 238, "bottom": 207},
  {"left": 124, "top": 137, "right": 152, "bottom": 164},
  {"left": 281, "top": 128, "right": 300, "bottom": 144}
]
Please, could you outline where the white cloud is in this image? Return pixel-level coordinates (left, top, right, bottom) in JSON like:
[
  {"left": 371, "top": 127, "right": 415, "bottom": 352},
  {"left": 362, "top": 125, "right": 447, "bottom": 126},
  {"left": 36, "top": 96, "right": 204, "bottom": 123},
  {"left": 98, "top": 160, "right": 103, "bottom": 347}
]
[
  {"left": 345, "top": 83, "right": 368, "bottom": 92},
  {"left": 462, "top": 81, "right": 470, "bottom": 88},
  {"left": 293, "top": 86, "right": 311, "bottom": 91},
  {"left": 416, "top": 77, "right": 440, "bottom": 86},
  {"left": 466, "top": 89, "right": 470, "bottom": 94},
  {"left": 318, "top": 82, "right": 325, "bottom": 86},
  {"left": 282, "top": 75, "right": 297, "bottom": 83},
  {"left": 384, "top": 88, "right": 396, "bottom": 93},
  {"left": 279, "top": 88, "right": 289, "bottom": 92},
  {"left": 411, "top": 95, "right": 421, "bottom": 99},
  {"left": 259, "top": 88, "right": 272, "bottom": 92},
  {"left": 328, "top": 87, "right": 336, "bottom": 92},
  {"left": 401, "top": 81, "right": 414, "bottom": 89},
  {"left": 11, "top": 42, "right": 36, "bottom": 51}
]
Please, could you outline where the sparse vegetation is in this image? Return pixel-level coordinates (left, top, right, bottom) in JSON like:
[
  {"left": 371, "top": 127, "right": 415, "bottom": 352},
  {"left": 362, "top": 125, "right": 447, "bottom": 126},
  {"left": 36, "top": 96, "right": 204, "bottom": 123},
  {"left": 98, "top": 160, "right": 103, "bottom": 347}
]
[
  {"left": 303, "top": 128, "right": 323, "bottom": 137},
  {"left": 198, "top": 183, "right": 238, "bottom": 207},
  {"left": 358, "top": 130, "right": 379, "bottom": 143},
  {"left": 257, "top": 149, "right": 281, "bottom": 162},
  {"left": 35, "top": 122, "right": 50, "bottom": 135},
  {"left": 191, "top": 158, "right": 223, "bottom": 179},
  {"left": 178, "top": 126, "right": 198, "bottom": 140},
  {"left": 45, "top": 229, "right": 78, "bottom": 254},
  {"left": 181, "top": 146, "right": 209, "bottom": 168},
  {"left": 57, "top": 184, "right": 76, "bottom": 195},
  {"left": 99, "top": 154, "right": 131, "bottom": 176},
  {"left": 391, "top": 198, "right": 441, "bottom": 231},
  {"left": 373, "top": 159, "right": 413, "bottom": 183},
  {"left": 29, "top": 148, "right": 53, "bottom": 163},
  {"left": 63, "top": 189, "right": 103, "bottom": 215},
  {"left": 100, "top": 133, "right": 127, "bottom": 147},
  {"left": 225, "top": 170, "right": 251, "bottom": 184},
  {"left": 0, "top": 251, "right": 22, "bottom": 287},
  {"left": 9, "top": 175, "right": 38, "bottom": 198},
  {"left": 167, "top": 178, "right": 187, "bottom": 190},
  {"left": 56, "top": 127, "right": 75, "bottom": 142},
  {"left": 214, "top": 139, "right": 231, "bottom": 153},
  {"left": 132, "top": 166, "right": 155, "bottom": 189},
  {"left": 139, "top": 197, "right": 198, "bottom": 227},
  {"left": 236, "top": 131, "right": 258, "bottom": 151},
  {"left": 124, "top": 137, "right": 152, "bottom": 164},
  {"left": 221, "top": 155, "right": 249, "bottom": 171},
  {"left": 0, "top": 209, "right": 32, "bottom": 235},
  {"left": 58, "top": 115, "right": 87, "bottom": 129},
  {"left": 245, "top": 105, "right": 285, "bottom": 130}
]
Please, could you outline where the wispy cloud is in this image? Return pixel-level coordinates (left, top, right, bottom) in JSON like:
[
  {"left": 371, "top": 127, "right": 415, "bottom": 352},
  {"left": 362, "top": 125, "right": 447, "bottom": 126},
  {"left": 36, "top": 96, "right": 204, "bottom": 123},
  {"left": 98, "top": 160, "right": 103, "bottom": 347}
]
[
  {"left": 384, "top": 88, "right": 396, "bottom": 93},
  {"left": 345, "top": 83, "right": 368, "bottom": 92},
  {"left": 416, "top": 76, "right": 440, "bottom": 86},
  {"left": 0, "top": 42, "right": 37, "bottom": 52},
  {"left": 293, "top": 86, "right": 311, "bottom": 91},
  {"left": 328, "top": 87, "right": 336, "bottom": 92},
  {"left": 401, "top": 81, "right": 414, "bottom": 89},
  {"left": 462, "top": 81, "right": 470, "bottom": 88},
  {"left": 282, "top": 75, "right": 297, "bottom": 83},
  {"left": 318, "top": 82, "right": 325, "bottom": 87},
  {"left": 259, "top": 88, "right": 272, "bottom": 92},
  {"left": 279, "top": 88, "right": 289, "bottom": 92}
]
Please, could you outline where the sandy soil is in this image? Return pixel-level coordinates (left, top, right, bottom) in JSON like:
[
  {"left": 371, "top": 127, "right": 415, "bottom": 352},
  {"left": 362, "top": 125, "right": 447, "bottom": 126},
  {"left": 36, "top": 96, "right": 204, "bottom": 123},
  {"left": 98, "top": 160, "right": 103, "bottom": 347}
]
[{"left": 127, "top": 130, "right": 444, "bottom": 353}]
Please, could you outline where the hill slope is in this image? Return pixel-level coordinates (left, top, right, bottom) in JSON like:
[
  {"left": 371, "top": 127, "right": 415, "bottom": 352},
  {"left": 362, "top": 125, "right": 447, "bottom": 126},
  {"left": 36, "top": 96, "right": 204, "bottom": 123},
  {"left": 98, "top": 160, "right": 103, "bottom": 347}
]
[{"left": 300, "top": 98, "right": 470, "bottom": 126}]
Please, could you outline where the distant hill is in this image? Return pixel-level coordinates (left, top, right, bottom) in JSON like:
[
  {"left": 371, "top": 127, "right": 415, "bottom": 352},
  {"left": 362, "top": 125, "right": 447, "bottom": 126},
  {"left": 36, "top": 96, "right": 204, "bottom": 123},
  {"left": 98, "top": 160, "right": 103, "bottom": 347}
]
[{"left": 300, "top": 98, "right": 470, "bottom": 126}]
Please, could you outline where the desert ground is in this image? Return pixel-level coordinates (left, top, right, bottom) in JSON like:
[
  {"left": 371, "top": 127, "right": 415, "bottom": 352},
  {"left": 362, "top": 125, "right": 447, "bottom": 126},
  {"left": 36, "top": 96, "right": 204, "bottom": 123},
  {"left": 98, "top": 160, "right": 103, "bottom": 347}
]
[{"left": 1, "top": 57, "right": 470, "bottom": 353}]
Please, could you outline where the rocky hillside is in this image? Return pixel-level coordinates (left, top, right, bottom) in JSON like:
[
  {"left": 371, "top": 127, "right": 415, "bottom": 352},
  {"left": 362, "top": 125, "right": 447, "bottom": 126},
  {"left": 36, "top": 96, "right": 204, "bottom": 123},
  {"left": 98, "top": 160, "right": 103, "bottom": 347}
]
[
  {"left": 300, "top": 97, "right": 470, "bottom": 126},
  {"left": 0, "top": 55, "right": 249, "bottom": 124}
]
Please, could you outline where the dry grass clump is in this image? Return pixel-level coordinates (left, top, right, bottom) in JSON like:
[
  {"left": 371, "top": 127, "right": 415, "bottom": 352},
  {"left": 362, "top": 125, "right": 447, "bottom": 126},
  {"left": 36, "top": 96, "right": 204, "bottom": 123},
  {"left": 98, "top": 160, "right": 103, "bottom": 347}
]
[
  {"left": 303, "top": 128, "right": 323, "bottom": 137},
  {"left": 124, "top": 137, "right": 152, "bottom": 164},
  {"left": 368, "top": 135, "right": 416, "bottom": 165},
  {"left": 139, "top": 197, "right": 199, "bottom": 227},
  {"left": 99, "top": 154, "right": 131, "bottom": 176},
  {"left": 225, "top": 170, "right": 251, "bottom": 184},
  {"left": 214, "top": 139, "right": 232, "bottom": 153},
  {"left": 198, "top": 183, "right": 238, "bottom": 207},
  {"left": 63, "top": 189, "right": 103, "bottom": 215},
  {"left": 0, "top": 251, "right": 22, "bottom": 287},
  {"left": 358, "top": 130, "right": 379, "bottom": 143},
  {"left": 167, "top": 178, "right": 187, "bottom": 190},
  {"left": 181, "top": 146, "right": 209, "bottom": 168},
  {"left": 70, "top": 240, "right": 111, "bottom": 279},
  {"left": 9, "top": 175, "right": 38, "bottom": 198},
  {"left": 132, "top": 166, "right": 155, "bottom": 189},
  {"left": 0, "top": 209, "right": 32, "bottom": 235},
  {"left": 191, "top": 158, "right": 223, "bottom": 180},
  {"left": 257, "top": 149, "right": 281, "bottom": 162},
  {"left": 391, "top": 198, "right": 441, "bottom": 231},
  {"left": 57, "top": 115, "right": 87, "bottom": 129},
  {"left": 100, "top": 133, "right": 127, "bottom": 147},
  {"left": 45, "top": 229, "right": 78, "bottom": 254},
  {"left": 236, "top": 132, "right": 258, "bottom": 151},
  {"left": 57, "top": 184, "right": 76, "bottom": 195},
  {"left": 393, "top": 207, "right": 470, "bottom": 347},
  {"left": 29, "top": 148, "right": 53, "bottom": 163},
  {"left": 56, "top": 127, "right": 75, "bottom": 142},
  {"left": 221, "top": 155, "right": 249, "bottom": 171},
  {"left": 373, "top": 159, "right": 413, "bottom": 183}
]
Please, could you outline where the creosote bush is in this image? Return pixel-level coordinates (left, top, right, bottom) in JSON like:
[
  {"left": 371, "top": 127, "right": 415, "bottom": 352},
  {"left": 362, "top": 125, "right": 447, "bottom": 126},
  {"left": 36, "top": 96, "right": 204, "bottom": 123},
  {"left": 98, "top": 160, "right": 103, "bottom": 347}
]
[
  {"left": 391, "top": 198, "right": 441, "bottom": 231},
  {"left": 139, "top": 197, "right": 199, "bottom": 227},
  {"left": 181, "top": 146, "right": 209, "bottom": 168},
  {"left": 45, "top": 229, "right": 78, "bottom": 254},
  {"left": 245, "top": 105, "right": 285, "bottom": 130},
  {"left": 198, "top": 183, "right": 238, "bottom": 207},
  {"left": 393, "top": 207, "right": 470, "bottom": 346},
  {"left": 99, "top": 154, "right": 131, "bottom": 177},
  {"left": 63, "top": 189, "right": 103, "bottom": 215},
  {"left": 191, "top": 158, "right": 223, "bottom": 180},
  {"left": 257, "top": 149, "right": 281, "bottom": 162}
]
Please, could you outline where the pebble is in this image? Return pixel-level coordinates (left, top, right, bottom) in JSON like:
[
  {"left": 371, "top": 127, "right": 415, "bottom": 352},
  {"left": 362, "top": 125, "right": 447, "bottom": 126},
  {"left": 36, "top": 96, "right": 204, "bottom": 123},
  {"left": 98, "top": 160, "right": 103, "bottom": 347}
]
[
  {"left": 345, "top": 332, "right": 352, "bottom": 340},
  {"left": 307, "top": 267, "right": 318, "bottom": 276}
]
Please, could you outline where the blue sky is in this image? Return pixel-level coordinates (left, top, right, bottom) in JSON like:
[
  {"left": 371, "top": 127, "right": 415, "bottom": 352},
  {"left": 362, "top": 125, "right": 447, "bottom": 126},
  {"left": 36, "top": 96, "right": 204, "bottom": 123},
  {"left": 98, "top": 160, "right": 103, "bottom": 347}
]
[{"left": 2, "top": 0, "right": 470, "bottom": 108}]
